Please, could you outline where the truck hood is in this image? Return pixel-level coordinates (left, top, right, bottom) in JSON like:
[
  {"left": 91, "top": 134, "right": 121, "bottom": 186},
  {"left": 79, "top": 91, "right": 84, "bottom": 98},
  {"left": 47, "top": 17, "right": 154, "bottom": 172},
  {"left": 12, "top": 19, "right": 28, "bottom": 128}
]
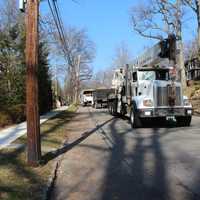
[{"left": 133, "top": 80, "right": 182, "bottom": 108}]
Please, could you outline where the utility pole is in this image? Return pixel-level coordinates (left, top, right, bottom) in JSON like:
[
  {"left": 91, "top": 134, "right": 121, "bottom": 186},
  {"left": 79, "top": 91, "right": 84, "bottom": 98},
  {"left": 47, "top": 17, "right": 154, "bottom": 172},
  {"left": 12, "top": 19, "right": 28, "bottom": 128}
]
[{"left": 25, "top": 0, "right": 41, "bottom": 166}]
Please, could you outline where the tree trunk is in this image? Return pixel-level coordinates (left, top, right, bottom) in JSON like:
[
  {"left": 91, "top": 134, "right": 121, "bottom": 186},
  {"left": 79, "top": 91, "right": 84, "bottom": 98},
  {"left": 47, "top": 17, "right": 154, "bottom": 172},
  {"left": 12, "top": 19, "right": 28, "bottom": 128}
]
[
  {"left": 176, "top": 0, "right": 186, "bottom": 90},
  {"left": 196, "top": 0, "right": 200, "bottom": 56},
  {"left": 177, "top": 41, "right": 187, "bottom": 89}
]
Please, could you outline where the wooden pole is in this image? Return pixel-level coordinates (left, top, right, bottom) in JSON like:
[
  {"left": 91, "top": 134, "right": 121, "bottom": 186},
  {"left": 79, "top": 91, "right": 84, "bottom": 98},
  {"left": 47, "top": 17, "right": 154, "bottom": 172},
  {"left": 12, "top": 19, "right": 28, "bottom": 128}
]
[{"left": 26, "top": 0, "right": 41, "bottom": 167}]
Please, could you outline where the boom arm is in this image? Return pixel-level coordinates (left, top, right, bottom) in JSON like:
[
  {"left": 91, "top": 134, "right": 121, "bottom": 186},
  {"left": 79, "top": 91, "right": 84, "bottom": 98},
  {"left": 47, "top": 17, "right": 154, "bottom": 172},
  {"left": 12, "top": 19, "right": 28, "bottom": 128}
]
[{"left": 134, "top": 34, "right": 176, "bottom": 68}]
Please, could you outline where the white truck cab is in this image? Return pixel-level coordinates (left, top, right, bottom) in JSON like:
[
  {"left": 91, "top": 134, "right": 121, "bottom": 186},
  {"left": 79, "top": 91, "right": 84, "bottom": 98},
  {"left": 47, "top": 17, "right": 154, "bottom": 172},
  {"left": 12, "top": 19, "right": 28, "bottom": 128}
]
[
  {"left": 130, "top": 67, "right": 192, "bottom": 127},
  {"left": 80, "top": 89, "right": 94, "bottom": 106},
  {"left": 108, "top": 35, "right": 192, "bottom": 127}
]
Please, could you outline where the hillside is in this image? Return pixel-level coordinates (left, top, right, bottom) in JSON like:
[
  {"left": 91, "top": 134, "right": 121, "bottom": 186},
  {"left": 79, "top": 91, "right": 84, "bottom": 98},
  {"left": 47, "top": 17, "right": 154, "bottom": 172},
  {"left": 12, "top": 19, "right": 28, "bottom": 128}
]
[{"left": 185, "top": 81, "right": 200, "bottom": 114}]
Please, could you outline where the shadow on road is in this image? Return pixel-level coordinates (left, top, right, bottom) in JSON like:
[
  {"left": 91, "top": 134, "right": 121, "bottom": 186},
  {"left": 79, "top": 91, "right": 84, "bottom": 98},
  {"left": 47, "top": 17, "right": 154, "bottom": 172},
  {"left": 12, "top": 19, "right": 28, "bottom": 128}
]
[
  {"left": 100, "top": 117, "right": 170, "bottom": 200},
  {"left": 42, "top": 117, "right": 115, "bottom": 164},
  {"left": 48, "top": 108, "right": 199, "bottom": 200}
]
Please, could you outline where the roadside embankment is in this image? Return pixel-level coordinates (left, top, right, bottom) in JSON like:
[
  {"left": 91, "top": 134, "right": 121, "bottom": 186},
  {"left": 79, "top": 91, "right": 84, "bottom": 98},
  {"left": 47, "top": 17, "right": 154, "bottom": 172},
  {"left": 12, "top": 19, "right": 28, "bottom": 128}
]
[{"left": 0, "top": 104, "right": 78, "bottom": 200}]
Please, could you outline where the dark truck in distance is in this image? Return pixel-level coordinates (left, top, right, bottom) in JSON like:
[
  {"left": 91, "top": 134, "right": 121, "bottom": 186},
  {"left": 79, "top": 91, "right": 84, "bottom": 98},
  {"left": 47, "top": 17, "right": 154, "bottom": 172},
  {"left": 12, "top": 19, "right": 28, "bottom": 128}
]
[{"left": 92, "top": 88, "right": 114, "bottom": 109}]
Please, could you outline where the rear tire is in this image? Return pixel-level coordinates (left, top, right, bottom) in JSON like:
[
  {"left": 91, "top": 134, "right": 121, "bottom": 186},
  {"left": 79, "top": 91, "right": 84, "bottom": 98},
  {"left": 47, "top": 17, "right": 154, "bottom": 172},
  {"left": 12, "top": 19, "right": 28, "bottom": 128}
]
[
  {"left": 108, "top": 102, "right": 111, "bottom": 114},
  {"left": 112, "top": 102, "right": 116, "bottom": 116},
  {"left": 109, "top": 102, "right": 114, "bottom": 115},
  {"left": 176, "top": 116, "right": 192, "bottom": 127}
]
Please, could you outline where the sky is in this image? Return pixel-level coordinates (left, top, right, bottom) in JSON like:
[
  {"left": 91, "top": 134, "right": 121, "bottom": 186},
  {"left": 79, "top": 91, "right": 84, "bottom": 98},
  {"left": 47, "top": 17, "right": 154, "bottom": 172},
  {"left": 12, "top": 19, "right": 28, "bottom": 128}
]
[
  {"left": 0, "top": 0, "right": 196, "bottom": 73},
  {"left": 40, "top": 0, "right": 196, "bottom": 72},
  {"left": 40, "top": 0, "right": 141, "bottom": 72}
]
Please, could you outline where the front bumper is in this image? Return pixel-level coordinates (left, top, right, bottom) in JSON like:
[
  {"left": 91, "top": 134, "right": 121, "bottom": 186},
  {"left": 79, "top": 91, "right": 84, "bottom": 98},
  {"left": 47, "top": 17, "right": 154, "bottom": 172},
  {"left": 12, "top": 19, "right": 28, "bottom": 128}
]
[{"left": 138, "top": 107, "right": 193, "bottom": 118}]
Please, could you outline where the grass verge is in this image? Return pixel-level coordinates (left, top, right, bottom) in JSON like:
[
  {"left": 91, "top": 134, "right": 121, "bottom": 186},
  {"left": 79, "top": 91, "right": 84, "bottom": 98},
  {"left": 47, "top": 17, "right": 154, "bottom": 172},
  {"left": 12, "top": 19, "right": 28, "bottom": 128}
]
[{"left": 0, "top": 104, "right": 78, "bottom": 200}]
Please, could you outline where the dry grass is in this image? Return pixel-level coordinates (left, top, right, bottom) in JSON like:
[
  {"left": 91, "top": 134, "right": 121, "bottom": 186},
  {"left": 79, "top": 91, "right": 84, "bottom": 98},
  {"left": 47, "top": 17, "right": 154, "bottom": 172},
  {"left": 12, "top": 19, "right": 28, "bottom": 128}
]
[
  {"left": 185, "top": 81, "right": 200, "bottom": 98},
  {"left": 0, "top": 104, "right": 78, "bottom": 200}
]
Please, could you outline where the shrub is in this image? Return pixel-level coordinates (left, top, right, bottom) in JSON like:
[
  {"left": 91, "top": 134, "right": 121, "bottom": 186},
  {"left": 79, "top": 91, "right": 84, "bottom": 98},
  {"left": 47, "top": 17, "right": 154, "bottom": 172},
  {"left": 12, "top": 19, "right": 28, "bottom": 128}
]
[
  {"left": 0, "top": 112, "right": 12, "bottom": 127},
  {"left": 7, "top": 104, "right": 26, "bottom": 124}
]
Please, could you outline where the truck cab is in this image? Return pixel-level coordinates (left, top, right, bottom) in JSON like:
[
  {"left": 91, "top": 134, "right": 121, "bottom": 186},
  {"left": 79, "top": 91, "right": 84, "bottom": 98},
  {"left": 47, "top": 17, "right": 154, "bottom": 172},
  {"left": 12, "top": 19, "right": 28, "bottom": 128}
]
[
  {"left": 130, "top": 67, "right": 192, "bottom": 127},
  {"left": 108, "top": 35, "right": 192, "bottom": 127},
  {"left": 80, "top": 89, "right": 94, "bottom": 106}
]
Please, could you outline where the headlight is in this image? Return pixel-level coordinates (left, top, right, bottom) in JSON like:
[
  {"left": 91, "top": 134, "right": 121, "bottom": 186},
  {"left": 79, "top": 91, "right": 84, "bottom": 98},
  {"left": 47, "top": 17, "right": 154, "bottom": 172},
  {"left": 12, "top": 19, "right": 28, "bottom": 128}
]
[
  {"left": 143, "top": 99, "right": 153, "bottom": 107},
  {"left": 183, "top": 98, "right": 190, "bottom": 106}
]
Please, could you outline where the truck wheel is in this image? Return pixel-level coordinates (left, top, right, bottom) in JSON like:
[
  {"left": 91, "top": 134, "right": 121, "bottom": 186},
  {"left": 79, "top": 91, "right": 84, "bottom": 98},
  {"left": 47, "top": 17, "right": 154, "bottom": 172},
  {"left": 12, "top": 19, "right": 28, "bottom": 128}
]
[
  {"left": 111, "top": 102, "right": 114, "bottom": 115},
  {"left": 110, "top": 102, "right": 114, "bottom": 115},
  {"left": 108, "top": 102, "right": 111, "bottom": 113},
  {"left": 120, "top": 103, "right": 126, "bottom": 117},
  {"left": 108, "top": 102, "right": 112, "bottom": 114},
  {"left": 130, "top": 109, "right": 142, "bottom": 128},
  {"left": 176, "top": 116, "right": 192, "bottom": 127}
]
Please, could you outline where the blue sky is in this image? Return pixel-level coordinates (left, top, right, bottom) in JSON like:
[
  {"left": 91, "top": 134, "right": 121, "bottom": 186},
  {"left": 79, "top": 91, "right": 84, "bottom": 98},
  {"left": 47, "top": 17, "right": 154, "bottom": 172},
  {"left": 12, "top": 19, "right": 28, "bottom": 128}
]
[
  {"left": 0, "top": 0, "right": 195, "bottom": 72},
  {"left": 40, "top": 0, "right": 140, "bottom": 72},
  {"left": 39, "top": 0, "right": 196, "bottom": 72}
]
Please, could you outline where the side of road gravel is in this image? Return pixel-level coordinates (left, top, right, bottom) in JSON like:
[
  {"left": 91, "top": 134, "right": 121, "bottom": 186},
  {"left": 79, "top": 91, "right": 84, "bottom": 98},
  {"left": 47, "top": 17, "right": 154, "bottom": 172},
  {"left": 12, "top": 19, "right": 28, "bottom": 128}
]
[{"left": 50, "top": 107, "right": 113, "bottom": 200}]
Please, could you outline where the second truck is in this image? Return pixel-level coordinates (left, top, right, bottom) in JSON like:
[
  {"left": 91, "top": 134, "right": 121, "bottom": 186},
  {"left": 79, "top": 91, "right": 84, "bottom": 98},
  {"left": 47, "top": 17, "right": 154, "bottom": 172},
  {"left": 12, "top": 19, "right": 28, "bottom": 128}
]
[{"left": 108, "top": 35, "right": 193, "bottom": 127}]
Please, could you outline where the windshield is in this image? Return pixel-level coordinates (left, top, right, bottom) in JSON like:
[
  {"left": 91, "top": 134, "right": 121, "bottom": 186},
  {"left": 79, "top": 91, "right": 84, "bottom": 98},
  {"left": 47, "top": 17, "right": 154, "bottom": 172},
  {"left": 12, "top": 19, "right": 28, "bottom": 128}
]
[
  {"left": 83, "top": 91, "right": 93, "bottom": 96},
  {"left": 138, "top": 71, "right": 155, "bottom": 80},
  {"left": 137, "top": 70, "right": 169, "bottom": 81}
]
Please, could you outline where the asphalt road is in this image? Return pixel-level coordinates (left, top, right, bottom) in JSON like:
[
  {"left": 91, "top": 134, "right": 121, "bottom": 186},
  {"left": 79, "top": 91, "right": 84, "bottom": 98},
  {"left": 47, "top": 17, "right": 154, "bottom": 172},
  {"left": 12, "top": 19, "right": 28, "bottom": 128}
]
[{"left": 51, "top": 106, "right": 200, "bottom": 200}]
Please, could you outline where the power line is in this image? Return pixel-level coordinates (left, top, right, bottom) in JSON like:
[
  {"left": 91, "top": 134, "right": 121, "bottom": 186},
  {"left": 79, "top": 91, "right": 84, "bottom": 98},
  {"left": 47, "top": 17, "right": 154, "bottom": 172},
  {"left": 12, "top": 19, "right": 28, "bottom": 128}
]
[
  {"left": 48, "top": 0, "right": 74, "bottom": 65},
  {"left": 52, "top": 0, "right": 68, "bottom": 49},
  {"left": 47, "top": 0, "right": 71, "bottom": 64},
  {"left": 47, "top": 0, "right": 65, "bottom": 48}
]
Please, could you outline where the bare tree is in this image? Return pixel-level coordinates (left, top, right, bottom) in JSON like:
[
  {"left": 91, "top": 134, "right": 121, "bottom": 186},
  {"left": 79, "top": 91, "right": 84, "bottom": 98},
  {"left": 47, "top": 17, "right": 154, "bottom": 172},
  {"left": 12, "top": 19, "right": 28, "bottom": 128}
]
[
  {"left": 64, "top": 27, "right": 95, "bottom": 103},
  {"left": 184, "top": 38, "right": 198, "bottom": 60},
  {"left": 86, "top": 42, "right": 132, "bottom": 90},
  {"left": 130, "top": 0, "right": 187, "bottom": 88},
  {"left": 41, "top": 15, "right": 95, "bottom": 103},
  {"left": 0, "top": 0, "right": 19, "bottom": 31},
  {"left": 112, "top": 41, "right": 132, "bottom": 67},
  {"left": 130, "top": 0, "right": 176, "bottom": 40},
  {"left": 88, "top": 69, "right": 114, "bottom": 89},
  {"left": 182, "top": 0, "right": 200, "bottom": 53}
]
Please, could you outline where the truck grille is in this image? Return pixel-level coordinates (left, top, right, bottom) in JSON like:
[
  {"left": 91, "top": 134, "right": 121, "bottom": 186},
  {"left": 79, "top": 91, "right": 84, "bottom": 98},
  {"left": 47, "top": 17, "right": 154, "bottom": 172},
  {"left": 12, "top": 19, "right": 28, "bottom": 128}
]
[{"left": 157, "top": 86, "right": 181, "bottom": 106}]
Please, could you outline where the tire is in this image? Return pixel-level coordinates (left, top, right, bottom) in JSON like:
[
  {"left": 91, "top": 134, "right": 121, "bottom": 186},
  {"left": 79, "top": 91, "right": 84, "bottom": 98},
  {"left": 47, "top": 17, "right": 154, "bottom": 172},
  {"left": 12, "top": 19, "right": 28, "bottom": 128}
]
[
  {"left": 130, "top": 109, "right": 142, "bottom": 128},
  {"left": 120, "top": 103, "right": 126, "bottom": 117},
  {"left": 108, "top": 102, "right": 111, "bottom": 113},
  {"left": 108, "top": 102, "right": 112, "bottom": 114},
  {"left": 94, "top": 102, "right": 98, "bottom": 109},
  {"left": 112, "top": 101, "right": 118, "bottom": 116},
  {"left": 176, "top": 116, "right": 192, "bottom": 127},
  {"left": 111, "top": 102, "right": 114, "bottom": 115}
]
